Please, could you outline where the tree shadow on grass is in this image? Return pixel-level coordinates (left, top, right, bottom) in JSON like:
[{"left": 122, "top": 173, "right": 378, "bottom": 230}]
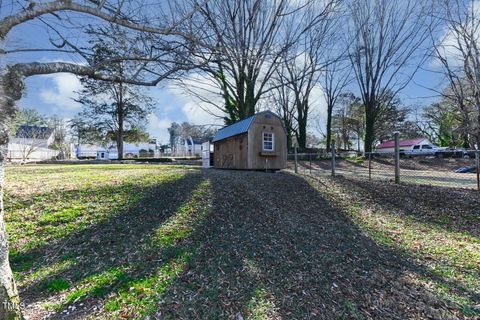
[
  {"left": 14, "top": 170, "right": 206, "bottom": 318},
  {"left": 152, "top": 170, "right": 478, "bottom": 319},
  {"left": 331, "top": 175, "right": 480, "bottom": 238},
  {"left": 15, "top": 169, "right": 480, "bottom": 319}
]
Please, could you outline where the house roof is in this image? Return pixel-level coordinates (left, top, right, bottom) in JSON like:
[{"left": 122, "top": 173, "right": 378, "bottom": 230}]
[
  {"left": 212, "top": 114, "right": 256, "bottom": 142},
  {"left": 186, "top": 137, "right": 204, "bottom": 145},
  {"left": 15, "top": 125, "right": 54, "bottom": 140},
  {"left": 377, "top": 138, "right": 426, "bottom": 149},
  {"left": 213, "top": 111, "right": 281, "bottom": 143}
]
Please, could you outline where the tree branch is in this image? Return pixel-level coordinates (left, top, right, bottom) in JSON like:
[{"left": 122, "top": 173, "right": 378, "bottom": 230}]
[
  {"left": 0, "top": 0, "right": 199, "bottom": 39},
  {"left": 8, "top": 62, "right": 176, "bottom": 86}
]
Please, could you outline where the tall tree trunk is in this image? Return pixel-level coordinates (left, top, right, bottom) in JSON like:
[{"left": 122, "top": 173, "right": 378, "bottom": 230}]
[
  {"left": 477, "top": 108, "right": 480, "bottom": 149},
  {"left": 245, "top": 80, "right": 255, "bottom": 118},
  {"left": 286, "top": 130, "right": 292, "bottom": 151},
  {"left": 237, "top": 73, "right": 246, "bottom": 119},
  {"left": 117, "top": 88, "right": 124, "bottom": 160},
  {"left": 296, "top": 98, "right": 308, "bottom": 149},
  {"left": 117, "top": 114, "right": 125, "bottom": 160},
  {"left": 326, "top": 104, "right": 333, "bottom": 152},
  {"left": 458, "top": 102, "right": 471, "bottom": 149},
  {"left": 117, "top": 126, "right": 124, "bottom": 160},
  {"left": 280, "top": 115, "right": 293, "bottom": 150},
  {"left": 297, "top": 117, "right": 307, "bottom": 149},
  {"left": 0, "top": 66, "right": 23, "bottom": 320},
  {"left": 475, "top": 92, "right": 480, "bottom": 149},
  {"left": 364, "top": 102, "right": 376, "bottom": 153}
]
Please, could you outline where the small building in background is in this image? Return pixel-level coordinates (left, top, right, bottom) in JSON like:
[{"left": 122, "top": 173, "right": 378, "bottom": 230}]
[
  {"left": 8, "top": 125, "right": 59, "bottom": 162},
  {"left": 173, "top": 136, "right": 204, "bottom": 157},
  {"left": 212, "top": 111, "right": 287, "bottom": 170},
  {"left": 184, "top": 137, "right": 203, "bottom": 157},
  {"left": 96, "top": 142, "right": 158, "bottom": 160},
  {"left": 376, "top": 138, "right": 432, "bottom": 153},
  {"left": 201, "top": 141, "right": 214, "bottom": 168},
  {"left": 76, "top": 144, "right": 99, "bottom": 159},
  {"left": 99, "top": 142, "right": 157, "bottom": 160},
  {"left": 97, "top": 149, "right": 110, "bottom": 160},
  {"left": 77, "top": 141, "right": 157, "bottom": 160}
]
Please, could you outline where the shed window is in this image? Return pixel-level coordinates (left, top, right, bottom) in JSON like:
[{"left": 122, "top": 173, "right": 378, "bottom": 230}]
[{"left": 263, "top": 132, "right": 274, "bottom": 151}]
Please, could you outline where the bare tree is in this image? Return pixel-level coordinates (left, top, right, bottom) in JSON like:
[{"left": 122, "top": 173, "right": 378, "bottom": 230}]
[
  {"left": 0, "top": 1, "right": 200, "bottom": 318},
  {"left": 271, "top": 73, "right": 297, "bottom": 149},
  {"left": 346, "top": 0, "right": 436, "bottom": 152},
  {"left": 429, "top": 26, "right": 473, "bottom": 148},
  {"left": 321, "top": 58, "right": 352, "bottom": 152},
  {"left": 273, "top": 2, "right": 339, "bottom": 148},
  {"left": 434, "top": 0, "right": 480, "bottom": 147},
  {"left": 332, "top": 93, "right": 364, "bottom": 151},
  {"left": 174, "top": 0, "right": 338, "bottom": 125}
]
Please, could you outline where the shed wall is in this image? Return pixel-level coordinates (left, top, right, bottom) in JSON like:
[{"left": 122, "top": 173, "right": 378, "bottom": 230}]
[
  {"left": 213, "top": 133, "right": 248, "bottom": 169},
  {"left": 248, "top": 114, "right": 287, "bottom": 170}
]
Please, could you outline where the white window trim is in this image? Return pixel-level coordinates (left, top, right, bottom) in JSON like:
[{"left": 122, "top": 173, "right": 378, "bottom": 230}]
[{"left": 262, "top": 131, "right": 275, "bottom": 151}]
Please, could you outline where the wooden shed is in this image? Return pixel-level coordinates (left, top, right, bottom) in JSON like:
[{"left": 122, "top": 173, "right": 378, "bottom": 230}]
[{"left": 212, "top": 111, "right": 287, "bottom": 170}]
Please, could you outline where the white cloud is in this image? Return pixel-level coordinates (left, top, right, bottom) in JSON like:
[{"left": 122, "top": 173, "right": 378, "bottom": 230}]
[
  {"left": 431, "top": 1, "right": 480, "bottom": 69},
  {"left": 307, "top": 84, "right": 328, "bottom": 136},
  {"left": 147, "top": 113, "right": 172, "bottom": 144},
  {"left": 167, "top": 75, "right": 223, "bottom": 126},
  {"left": 39, "top": 73, "right": 82, "bottom": 111},
  {"left": 181, "top": 101, "right": 220, "bottom": 125}
]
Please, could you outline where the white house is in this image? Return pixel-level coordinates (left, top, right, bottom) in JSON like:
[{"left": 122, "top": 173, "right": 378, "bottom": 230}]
[
  {"left": 95, "top": 142, "right": 157, "bottom": 160},
  {"left": 174, "top": 136, "right": 204, "bottom": 157},
  {"left": 185, "top": 137, "right": 203, "bottom": 156},
  {"left": 76, "top": 144, "right": 99, "bottom": 159},
  {"left": 8, "top": 125, "right": 59, "bottom": 162}
]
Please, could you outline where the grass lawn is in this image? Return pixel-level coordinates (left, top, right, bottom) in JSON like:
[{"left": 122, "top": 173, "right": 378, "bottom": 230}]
[{"left": 4, "top": 164, "right": 479, "bottom": 319}]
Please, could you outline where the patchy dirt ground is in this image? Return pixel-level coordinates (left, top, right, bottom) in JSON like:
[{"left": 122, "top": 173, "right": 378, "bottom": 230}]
[{"left": 4, "top": 164, "right": 480, "bottom": 319}]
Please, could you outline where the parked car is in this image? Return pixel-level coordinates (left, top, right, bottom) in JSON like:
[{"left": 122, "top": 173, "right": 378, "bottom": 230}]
[
  {"left": 400, "top": 143, "right": 446, "bottom": 157},
  {"left": 435, "top": 148, "right": 476, "bottom": 158},
  {"left": 377, "top": 138, "right": 445, "bottom": 157},
  {"left": 454, "top": 166, "right": 478, "bottom": 173}
]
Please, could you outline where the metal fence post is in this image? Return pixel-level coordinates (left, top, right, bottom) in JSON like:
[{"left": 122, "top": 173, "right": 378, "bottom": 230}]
[
  {"left": 294, "top": 145, "right": 298, "bottom": 174},
  {"left": 476, "top": 151, "right": 480, "bottom": 191},
  {"left": 394, "top": 132, "right": 400, "bottom": 184},
  {"left": 368, "top": 153, "right": 372, "bottom": 180},
  {"left": 331, "top": 140, "right": 336, "bottom": 177}
]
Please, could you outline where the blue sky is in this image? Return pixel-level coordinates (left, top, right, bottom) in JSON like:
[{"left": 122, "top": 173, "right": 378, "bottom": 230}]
[
  {"left": 5, "top": 8, "right": 445, "bottom": 144},
  {"left": 6, "top": 16, "right": 221, "bottom": 144}
]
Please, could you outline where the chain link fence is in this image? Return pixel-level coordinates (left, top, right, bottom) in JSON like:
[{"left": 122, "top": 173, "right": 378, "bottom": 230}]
[{"left": 288, "top": 148, "right": 480, "bottom": 190}]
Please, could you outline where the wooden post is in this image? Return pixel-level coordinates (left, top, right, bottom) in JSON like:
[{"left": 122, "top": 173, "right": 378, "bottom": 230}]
[
  {"left": 394, "top": 132, "right": 400, "bottom": 184},
  {"left": 476, "top": 151, "right": 479, "bottom": 191},
  {"left": 368, "top": 153, "right": 372, "bottom": 180},
  {"left": 309, "top": 153, "right": 312, "bottom": 175},
  {"left": 331, "top": 140, "right": 336, "bottom": 177},
  {"left": 294, "top": 145, "right": 298, "bottom": 174}
]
